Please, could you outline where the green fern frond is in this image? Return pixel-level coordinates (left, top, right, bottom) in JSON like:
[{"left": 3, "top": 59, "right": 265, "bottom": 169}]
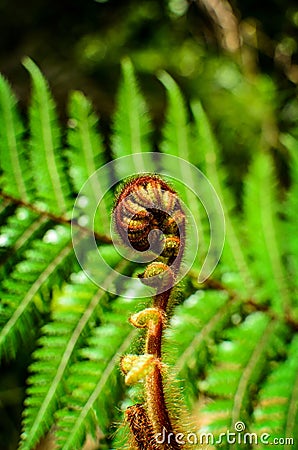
[
  {"left": 23, "top": 58, "right": 71, "bottom": 215},
  {"left": 281, "top": 133, "right": 298, "bottom": 297},
  {"left": 67, "top": 90, "right": 106, "bottom": 192},
  {"left": 67, "top": 90, "right": 111, "bottom": 234},
  {"left": 0, "top": 59, "right": 296, "bottom": 450},
  {"left": 0, "top": 75, "right": 32, "bottom": 202},
  {"left": 165, "top": 289, "right": 237, "bottom": 409},
  {"left": 252, "top": 334, "right": 298, "bottom": 442},
  {"left": 20, "top": 273, "right": 101, "bottom": 450},
  {"left": 0, "top": 225, "right": 72, "bottom": 361},
  {"left": 55, "top": 328, "right": 136, "bottom": 450},
  {"left": 54, "top": 294, "right": 140, "bottom": 450},
  {"left": 159, "top": 72, "right": 192, "bottom": 163},
  {"left": 111, "top": 57, "right": 153, "bottom": 174},
  {"left": 159, "top": 73, "right": 208, "bottom": 259},
  {"left": 198, "top": 312, "right": 285, "bottom": 437},
  {"left": 243, "top": 152, "right": 290, "bottom": 315},
  {"left": 0, "top": 207, "right": 47, "bottom": 277},
  {"left": 192, "top": 101, "right": 255, "bottom": 295}
]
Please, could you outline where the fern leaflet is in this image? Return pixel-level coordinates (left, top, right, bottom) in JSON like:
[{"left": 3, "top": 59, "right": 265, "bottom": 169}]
[
  {"left": 243, "top": 152, "right": 290, "bottom": 315},
  {"left": 198, "top": 312, "right": 286, "bottom": 440},
  {"left": 20, "top": 273, "right": 101, "bottom": 450},
  {"left": 54, "top": 293, "right": 140, "bottom": 449},
  {"left": 165, "top": 289, "right": 238, "bottom": 409},
  {"left": 282, "top": 133, "right": 298, "bottom": 298},
  {"left": 159, "top": 73, "right": 208, "bottom": 260},
  {"left": 0, "top": 225, "right": 73, "bottom": 360},
  {"left": 111, "top": 58, "right": 153, "bottom": 175},
  {"left": 23, "top": 58, "right": 71, "bottom": 215},
  {"left": 192, "top": 101, "right": 255, "bottom": 296},
  {"left": 67, "top": 90, "right": 111, "bottom": 235},
  {"left": 252, "top": 335, "right": 298, "bottom": 445},
  {"left": 0, "top": 208, "right": 47, "bottom": 278},
  {"left": 0, "top": 75, "right": 32, "bottom": 202}
]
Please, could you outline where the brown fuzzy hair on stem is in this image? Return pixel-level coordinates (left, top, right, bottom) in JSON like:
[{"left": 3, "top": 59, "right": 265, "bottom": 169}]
[{"left": 113, "top": 174, "right": 187, "bottom": 449}]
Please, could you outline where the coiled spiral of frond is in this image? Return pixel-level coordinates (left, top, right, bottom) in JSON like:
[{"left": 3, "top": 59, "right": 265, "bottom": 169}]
[
  {"left": 113, "top": 175, "right": 186, "bottom": 287},
  {"left": 115, "top": 175, "right": 186, "bottom": 449}
]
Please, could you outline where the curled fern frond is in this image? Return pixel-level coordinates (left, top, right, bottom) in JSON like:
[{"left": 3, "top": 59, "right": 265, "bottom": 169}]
[{"left": 114, "top": 174, "right": 189, "bottom": 449}]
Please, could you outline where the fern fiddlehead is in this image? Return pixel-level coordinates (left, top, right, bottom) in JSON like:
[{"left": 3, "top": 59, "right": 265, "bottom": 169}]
[{"left": 114, "top": 175, "right": 186, "bottom": 450}]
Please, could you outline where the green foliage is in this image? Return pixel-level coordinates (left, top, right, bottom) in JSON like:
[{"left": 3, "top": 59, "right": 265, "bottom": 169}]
[
  {"left": 159, "top": 73, "right": 207, "bottom": 267},
  {"left": 23, "top": 58, "right": 71, "bottom": 215},
  {"left": 199, "top": 314, "right": 286, "bottom": 432},
  {"left": 0, "top": 75, "right": 32, "bottom": 202},
  {"left": 281, "top": 133, "right": 298, "bottom": 299},
  {"left": 111, "top": 57, "right": 153, "bottom": 174},
  {"left": 0, "top": 58, "right": 297, "bottom": 450},
  {"left": 191, "top": 101, "right": 254, "bottom": 295},
  {"left": 0, "top": 224, "right": 73, "bottom": 361},
  {"left": 252, "top": 334, "right": 298, "bottom": 442},
  {"left": 67, "top": 90, "right": 111, "bottom": 235},
  {"left": 243, "top": 152, "right": 289, "bottom": 314}
]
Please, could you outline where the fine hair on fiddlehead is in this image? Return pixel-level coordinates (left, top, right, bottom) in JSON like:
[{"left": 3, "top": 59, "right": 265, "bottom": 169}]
[{"left": 113, "top": 174, "right": 188, "bottom": 450}]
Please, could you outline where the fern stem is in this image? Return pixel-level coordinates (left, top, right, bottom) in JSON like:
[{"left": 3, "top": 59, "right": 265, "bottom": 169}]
[
  {"left": 145, "top": 309, "right": 164, "bottom": 359},
  {"left": 115, "top": 175, "right": 186, "bottom": 449},
  {"left": 146, "top": 367, "right": 181, "bottom": 450},
  {"left": 125, "top": 404, "right": 158, "bottom": 450},
  {"left": 0, "top": 191, "right": 112, "bottom": 243},
  {"left": 145, "top": 290, "right": 182, "bottom": 449},
  {"left": 190, "top": 273, "right": 298, "bottom": 331}
]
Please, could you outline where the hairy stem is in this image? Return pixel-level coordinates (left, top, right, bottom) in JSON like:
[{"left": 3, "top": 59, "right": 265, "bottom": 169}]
[
  {"left": 146, "top": 367, "right": 181, "bottom": 450},
  {"left": 114, "top": 175, "right": 186, "bottom": 449},
  {"left": 125, "top": 404, "right": 158, "bottom": 450},
  {"left": 145, "top": 290, "right": 182, "bottom": 449}
]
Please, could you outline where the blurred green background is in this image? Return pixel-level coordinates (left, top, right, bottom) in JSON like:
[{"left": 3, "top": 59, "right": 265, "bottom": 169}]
[
  {"left": 0, "top": 0, "right": 297, "bottom": 448},
  {"left": 0, "top": 0, "right": 298, "bottom": 190}
]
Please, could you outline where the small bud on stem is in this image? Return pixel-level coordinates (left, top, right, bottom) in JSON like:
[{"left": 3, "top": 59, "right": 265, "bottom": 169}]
[{"left": 114, "top": 175, "right": 186, "bottom": 449}]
